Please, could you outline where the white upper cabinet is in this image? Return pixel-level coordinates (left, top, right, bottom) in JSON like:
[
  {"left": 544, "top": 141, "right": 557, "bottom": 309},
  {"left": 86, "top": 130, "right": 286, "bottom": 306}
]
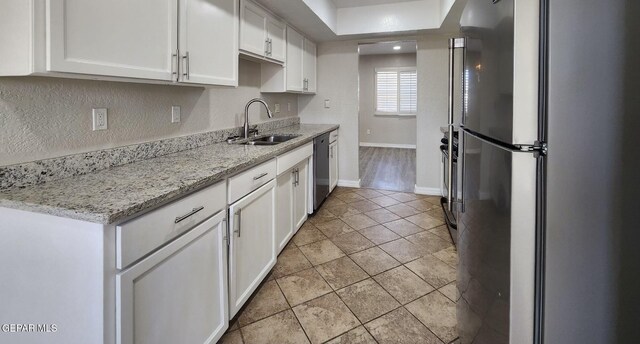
[
  {"left": 0, "top": 0, "right": 238, "bottom": 86},
  {"left": 239, "top": 0, "right": 268, "bottom": 57},
  {"left": 178, "top": 0, "right": 239, "bottom": 86},
  {"left": 303, "top": 38, "right": 317, "bottom": 93},
  {"left": 47, "top": 0, "right": 177, "bottom": 81},
  {"left": 266, "top": 18, "right": 286, "bottom": 63},
  {"left": 261, "top": 26, "right": 317, "bottom": 94},
  {"left": 286, "top": 27, "right": 305, "bottom": 92},
  {"left": 240, "top": 0, "right": 286, "bottom": 64}
]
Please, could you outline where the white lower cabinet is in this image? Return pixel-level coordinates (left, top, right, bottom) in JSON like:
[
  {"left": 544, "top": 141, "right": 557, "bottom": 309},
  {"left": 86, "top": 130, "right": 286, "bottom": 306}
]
[
  {"left": 228, "top": 179, "right": 277, "bottom": 318},
  {"left": 116, "top": 211, "right": 228, "bottom": 344},
  {"left": 275, "top": 159, "right": 309, "bottom": 253},
  {"left": 276, "top": 170, "right": 295, "bottom": 253},
  {"left": 329, "top": 140, "right": 339, "bottom": 191},
  {"left": 293, "top": 161, "right": 309, "bottom": 230}
]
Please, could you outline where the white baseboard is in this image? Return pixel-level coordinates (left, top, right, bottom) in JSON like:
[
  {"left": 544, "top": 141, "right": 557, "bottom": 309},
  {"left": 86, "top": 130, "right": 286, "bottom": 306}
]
[
  {"left": 414, "top": 185, "right": 441, "bottom": 196},
  {"left": 359, "top": 142, "right": 417, "bottom": 149},
  {"left": 337, "top": 179, "right": 361, "bottom": 188}
]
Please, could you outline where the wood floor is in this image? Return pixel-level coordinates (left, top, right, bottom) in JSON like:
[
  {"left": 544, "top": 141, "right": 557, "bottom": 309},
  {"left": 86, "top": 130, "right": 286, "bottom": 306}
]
[{"left": 359, "top": 147, "right": 416, "bottom": 192}]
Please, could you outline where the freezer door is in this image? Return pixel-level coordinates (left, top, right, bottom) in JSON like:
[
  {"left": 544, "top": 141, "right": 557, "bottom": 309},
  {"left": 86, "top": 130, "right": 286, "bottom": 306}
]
[
  {"left": 460, "top": 0, "right": 539, "bottom": 145},
  {"left": 457, "top": 131, "right": 537, "bottom": 344}
]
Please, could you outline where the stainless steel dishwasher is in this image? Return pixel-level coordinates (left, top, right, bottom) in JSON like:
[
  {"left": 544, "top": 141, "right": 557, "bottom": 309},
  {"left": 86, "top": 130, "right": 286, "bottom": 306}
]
[{"left": 313, "top": 133, "right": 330, "bottom": 211}]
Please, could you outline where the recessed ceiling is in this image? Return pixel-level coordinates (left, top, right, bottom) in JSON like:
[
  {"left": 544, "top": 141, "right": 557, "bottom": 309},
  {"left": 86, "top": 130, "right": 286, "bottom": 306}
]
[
  {"left": 254, "top": 0, "right": 464, "bottom": 41},
  {"left": 331, "top": 0, "right": 413, "bottom": 8},
  {"left": 358, "top": 41, "right": 417, "bottom": 55}
]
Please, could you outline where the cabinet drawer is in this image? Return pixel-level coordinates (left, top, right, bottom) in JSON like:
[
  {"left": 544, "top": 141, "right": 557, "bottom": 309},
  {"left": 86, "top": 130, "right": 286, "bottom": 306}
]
[
  {"left": 228, "top": 159, "right": 277, "bottom": 204},
  {"left": 330, "top": 130, "right": 338, "bottom": 143},
  {"left": 116, "top": 181, "right": 226, "bottom": 269},
  {"left": 276, "top": 142, "right": 313, "bottom": 175}
]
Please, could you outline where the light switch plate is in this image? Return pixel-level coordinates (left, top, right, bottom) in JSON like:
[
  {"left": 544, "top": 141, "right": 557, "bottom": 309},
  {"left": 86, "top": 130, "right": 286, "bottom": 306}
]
[
  {"left": 92, "top": 108, "right": 108, "bottom": 131},
  {"left": 171, "top": 106, "right": 181, "bottom": 123},
  {"left": 274, "top": 103, "right": 280, "bottom": 113},
  {"left": 324, "top": 99, "right": 330, "bottom": 108}
]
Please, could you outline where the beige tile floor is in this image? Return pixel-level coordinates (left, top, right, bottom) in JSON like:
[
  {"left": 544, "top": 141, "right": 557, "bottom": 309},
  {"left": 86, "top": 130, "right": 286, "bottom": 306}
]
[{"left": 220, "top": 187, "right": 459, "bottom": 344}]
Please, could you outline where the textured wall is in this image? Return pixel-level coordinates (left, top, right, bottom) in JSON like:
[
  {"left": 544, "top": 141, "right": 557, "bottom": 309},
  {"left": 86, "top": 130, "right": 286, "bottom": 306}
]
[
  {"left": 358, "top": 53, "right": 417, "bottom": 146},
  {"left": 298, "top": 40, "right": 361, "bottom": 184},
  {"left": 415, "top": 35, "right": 450, "bottom": 193},
  {"left": 299, "top": 35, "right": 450, "bottom": 191},
  {"left": 0, "top": 59, "right": 298, "bottom": 166}
]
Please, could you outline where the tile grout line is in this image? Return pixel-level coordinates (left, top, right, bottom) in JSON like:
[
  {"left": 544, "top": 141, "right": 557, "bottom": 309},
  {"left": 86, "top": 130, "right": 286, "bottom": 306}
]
[{"left": 232, "top": 187, "right": 455, "bottom": 343}]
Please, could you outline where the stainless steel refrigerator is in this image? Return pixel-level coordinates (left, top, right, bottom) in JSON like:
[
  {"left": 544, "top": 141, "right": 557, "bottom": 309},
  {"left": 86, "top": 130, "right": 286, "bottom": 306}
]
[
  {"left": 450, "top": 0, "right": 640, "bottom": 342},
  {"left": 451, "top": 0, "right": 545, "bottom": 342}
]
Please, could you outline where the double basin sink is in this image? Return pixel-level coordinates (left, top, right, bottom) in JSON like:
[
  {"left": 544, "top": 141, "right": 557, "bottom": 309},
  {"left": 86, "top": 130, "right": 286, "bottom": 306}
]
[{"left": 236, "top": 134, "right": 300, "bottom": 146}]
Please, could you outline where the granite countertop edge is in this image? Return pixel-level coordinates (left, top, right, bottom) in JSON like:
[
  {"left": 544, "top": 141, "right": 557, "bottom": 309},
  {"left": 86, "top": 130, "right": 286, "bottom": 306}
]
[{"left": 0, "top": 124, "right": 339, "bottom": 225}]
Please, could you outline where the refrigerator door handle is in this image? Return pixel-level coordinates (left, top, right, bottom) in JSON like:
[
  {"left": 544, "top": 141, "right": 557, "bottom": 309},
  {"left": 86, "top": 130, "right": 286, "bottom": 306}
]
[
  {"left": 447, "top": 37, "right": 466, "bottom": 213},
  {"left": 447, "top": 39, "right": 455, "bottom": 212}
]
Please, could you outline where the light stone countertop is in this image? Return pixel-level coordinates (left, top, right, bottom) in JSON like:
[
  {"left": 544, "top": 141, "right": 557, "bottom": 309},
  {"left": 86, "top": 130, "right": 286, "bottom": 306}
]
[{"left": 0, "top": 124, "right": 338, "bottom": 224}]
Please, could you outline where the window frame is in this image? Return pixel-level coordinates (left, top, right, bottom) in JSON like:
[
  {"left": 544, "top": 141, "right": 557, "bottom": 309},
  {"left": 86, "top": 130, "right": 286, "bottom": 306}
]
[{"left": 374, "top": 66, "right": 417, "bottom": 116}]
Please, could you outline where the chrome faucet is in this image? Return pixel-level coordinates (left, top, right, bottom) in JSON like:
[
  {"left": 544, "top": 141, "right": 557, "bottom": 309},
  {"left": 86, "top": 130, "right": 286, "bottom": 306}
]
[{"left": 244, "top": 98, "right": 273, "bottom": 139}]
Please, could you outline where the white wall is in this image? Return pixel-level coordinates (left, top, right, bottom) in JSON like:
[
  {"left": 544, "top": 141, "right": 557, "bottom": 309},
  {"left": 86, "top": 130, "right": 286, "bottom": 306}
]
[
  {"left": 299, "top": 34, "right": 449, "bottom": 191},
  {"left": 301, "top": 0, "right": 337, "bottom": 32},
  {"left": 440, "top": 0, "right": 456, "bottom": 22},
  {"left": 336, "top": 0, "right": 441, "bottom": 35},
  {"left": 358, "top": 53, "right": 417, "bottom": 147},
  {"left": 415, "top": 35, "right": 449, "bottom": 193},
  {"left": 0, "top": 59, "right": 298, "bottom": 166},
  {"left": 298, "top": 40, "right": 360, "bottom": 185}
]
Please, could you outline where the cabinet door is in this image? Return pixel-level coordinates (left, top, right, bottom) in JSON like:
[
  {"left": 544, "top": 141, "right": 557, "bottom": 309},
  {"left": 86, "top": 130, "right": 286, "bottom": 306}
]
[
  {"left": 329, "top": 141, "right": 338, "bottom": 191},
  {"left": 48, "top": 0, "right": 177, "bottom": 81},
  {"left": 286, "top": 27, "right": 304, "bottom": 92},
  {"left": 303, "top": 38, "right": 317, "bottom": 93},
  {"left": 228, "top": 180, "right": 276, "bottom": 317},
  {"left": 179, "top": 0, "right": 238, "bottom": 86},
  {"left": 117, "top": 211, "right": 228, "bottom": 344},
  {"left": 240, "top": 0, "right": 267, "bottom": 57},
  {"left": 275, "top": 171, "right": 294, "bottom": 254},
  {"left": 293, "top": 161, "right": 309, "bottom": 230},
  {"left": 266, "top": 18, "right": 286, "bottom": 63}
]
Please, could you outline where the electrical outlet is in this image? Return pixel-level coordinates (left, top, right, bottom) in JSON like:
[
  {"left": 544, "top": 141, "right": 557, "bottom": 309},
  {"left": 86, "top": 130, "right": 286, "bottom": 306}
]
[
  {"left": 171, "top": 106, "right": 181, "bottom": 123},
  {"left": 288, "top": 103, "right": 291, "bottom": 112},
  {"left": 92, "top": 108, "right": 108, "bottom": 131},
  {"left": 324, "top": 99, "right": 331, "bottom": 108},
  {"left": 367, "top": 129, "right": 371, "bottom": 135},
  {"left": 274, "top": 103, "right": 280, "bottom": 113}
]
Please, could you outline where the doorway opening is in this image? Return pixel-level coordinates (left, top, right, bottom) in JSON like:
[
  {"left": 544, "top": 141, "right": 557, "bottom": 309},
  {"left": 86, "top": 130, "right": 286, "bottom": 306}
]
[{"left": 358, "top": 40, "right": 418, "bottom": 192}]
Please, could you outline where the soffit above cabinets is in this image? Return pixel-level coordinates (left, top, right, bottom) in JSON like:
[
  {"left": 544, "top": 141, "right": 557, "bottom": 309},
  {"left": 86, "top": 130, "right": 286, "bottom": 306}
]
[
  {"left": 332, "top": 0, "right": 411, "bottom": 8},
  {"left": 254, "top": 0, "right": 466, "bottom": 41}
]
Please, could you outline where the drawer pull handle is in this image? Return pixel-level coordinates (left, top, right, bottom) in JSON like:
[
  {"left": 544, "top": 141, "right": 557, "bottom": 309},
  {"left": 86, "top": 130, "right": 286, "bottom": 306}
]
[
  {"left": 253, "top": 172, "right": 269, "bottom": 181},
  {"left": 174, "top": 206, "right": 205, "bottom": 224}
]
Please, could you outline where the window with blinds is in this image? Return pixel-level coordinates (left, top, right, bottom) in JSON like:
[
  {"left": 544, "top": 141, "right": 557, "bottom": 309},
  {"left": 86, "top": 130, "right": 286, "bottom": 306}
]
[{"left": 375, "top": 67, "right": 417, "bottom": 115}]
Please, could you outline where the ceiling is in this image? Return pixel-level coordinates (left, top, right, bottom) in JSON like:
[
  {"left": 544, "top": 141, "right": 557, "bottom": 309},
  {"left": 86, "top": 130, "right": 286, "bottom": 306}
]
[
  {"left": 331, "top": 0, "right": 413, "bottom": 8},
  {"left": 358, "top": 40, "right": 417, "bottom": 55},
  {"left": 255, "top": 0, "right": 464, "bottom": 42}
]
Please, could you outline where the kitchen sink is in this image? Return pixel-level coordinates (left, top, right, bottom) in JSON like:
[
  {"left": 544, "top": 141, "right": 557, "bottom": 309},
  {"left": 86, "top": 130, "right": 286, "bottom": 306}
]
[{"left": 242, "top": 135, "right": 300, "bottom": 145}]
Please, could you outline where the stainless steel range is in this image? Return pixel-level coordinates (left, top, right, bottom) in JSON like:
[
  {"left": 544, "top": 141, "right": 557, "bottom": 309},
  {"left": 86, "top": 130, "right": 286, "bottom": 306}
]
[{"left": 440, "top": 128, "right": 459, "bottom": 245}]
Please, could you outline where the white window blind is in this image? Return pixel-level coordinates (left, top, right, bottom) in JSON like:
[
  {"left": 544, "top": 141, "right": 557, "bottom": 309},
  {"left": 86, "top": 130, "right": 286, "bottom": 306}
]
[{"left": 375, "top": 68, "right": 417, "bottom": 115}]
